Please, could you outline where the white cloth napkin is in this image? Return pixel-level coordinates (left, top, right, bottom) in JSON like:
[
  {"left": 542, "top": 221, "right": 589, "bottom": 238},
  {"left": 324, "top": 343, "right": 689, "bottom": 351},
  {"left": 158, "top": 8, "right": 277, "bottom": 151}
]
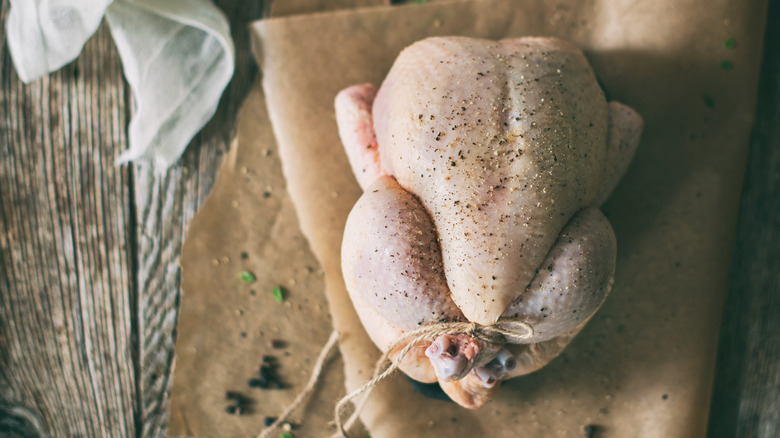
[{"left": 6, "top": 0, "right": 234, "bottom": 170}]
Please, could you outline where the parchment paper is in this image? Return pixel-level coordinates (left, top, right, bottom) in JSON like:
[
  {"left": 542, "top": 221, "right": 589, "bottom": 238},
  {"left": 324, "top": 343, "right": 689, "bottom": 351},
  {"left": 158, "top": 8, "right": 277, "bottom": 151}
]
[
  {"left": 171, "top": 0, "right": 768, "bottom": 436},
  {"left": 169, "top": 82, "right": 352, "bottom": 437}
]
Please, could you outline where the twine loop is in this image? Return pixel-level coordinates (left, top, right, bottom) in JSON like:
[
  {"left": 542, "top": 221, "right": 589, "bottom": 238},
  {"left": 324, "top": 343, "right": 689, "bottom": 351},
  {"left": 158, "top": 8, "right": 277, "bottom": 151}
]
[
  {"left": 256, "top": 319, "right": 533, "bottom": 438},
  {"left": 332, "top": 318, "right": 533, "bottom": 437}
]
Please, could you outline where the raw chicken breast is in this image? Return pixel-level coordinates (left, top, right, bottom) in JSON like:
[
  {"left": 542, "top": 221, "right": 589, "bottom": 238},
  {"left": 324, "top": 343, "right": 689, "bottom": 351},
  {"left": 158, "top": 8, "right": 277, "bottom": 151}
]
[{"left": 337, "top": 36, "right": 642, "bottom": 409}]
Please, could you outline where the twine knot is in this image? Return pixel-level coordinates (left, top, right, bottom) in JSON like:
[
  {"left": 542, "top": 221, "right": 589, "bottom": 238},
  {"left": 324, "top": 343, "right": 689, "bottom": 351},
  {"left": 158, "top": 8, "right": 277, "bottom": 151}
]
[
  {"left": 331, "top": 318, "right": 533, "bottom": 437},
  {"left": 257, "top": 319, "right": 533, "bottom": 438}
]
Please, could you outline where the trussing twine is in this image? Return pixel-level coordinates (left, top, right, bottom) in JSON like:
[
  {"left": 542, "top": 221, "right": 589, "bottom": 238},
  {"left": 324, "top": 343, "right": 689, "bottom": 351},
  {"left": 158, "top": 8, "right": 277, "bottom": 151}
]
[
  {"left": 257, "top": 329, "right": 340, "bottom": 438},
  {"left": 331, "top": 319, "right": 533, "bottom": 438},
  {"left": 255, "top": 319, "right": 533, "bottom": 438}
]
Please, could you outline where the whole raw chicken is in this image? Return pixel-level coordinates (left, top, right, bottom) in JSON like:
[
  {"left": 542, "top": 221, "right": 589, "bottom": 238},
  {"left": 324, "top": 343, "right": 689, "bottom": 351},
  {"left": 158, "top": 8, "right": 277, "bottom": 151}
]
[{"left": 338, "top": 37, "right": 642, "bottom": 409}]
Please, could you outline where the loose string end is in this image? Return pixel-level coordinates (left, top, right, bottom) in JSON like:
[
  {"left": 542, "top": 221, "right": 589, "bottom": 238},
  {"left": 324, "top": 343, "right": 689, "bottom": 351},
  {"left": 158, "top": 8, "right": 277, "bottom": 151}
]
[
  {"left": 257, "top": 329, "right": 340, "bottom": 438},
  {"left": 259, "top": 319, "right": 534, "bottom": 438}
]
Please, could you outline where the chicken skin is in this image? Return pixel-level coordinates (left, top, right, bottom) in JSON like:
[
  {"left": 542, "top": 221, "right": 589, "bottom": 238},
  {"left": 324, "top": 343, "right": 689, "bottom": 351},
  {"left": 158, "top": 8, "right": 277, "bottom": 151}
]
[{"left": 338, "top": 37, "right": 642, "bottom": 409}]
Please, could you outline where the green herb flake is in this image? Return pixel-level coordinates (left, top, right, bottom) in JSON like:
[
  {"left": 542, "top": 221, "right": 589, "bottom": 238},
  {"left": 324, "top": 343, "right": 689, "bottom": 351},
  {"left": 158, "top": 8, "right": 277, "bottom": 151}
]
[
  {"left": 703, "top": 95, "right": 715, "bottom": 108},
  {"left": 724, "top": 37, "right": 736, "bottom": 49},
  {"left": 412, "top": 0, "right": 430, "bottom": 3},
  {"left": 280, "top": 432, "right": 293, "bottom": 438},
  {"left": 720, "top": 60, "right": 734, "bottom": 70},
  {"left": 272, "top": 286, "right": 285, "bottom": 303},
  {"left": 239, "top": 271, "right": 256, "bottom": 283}
]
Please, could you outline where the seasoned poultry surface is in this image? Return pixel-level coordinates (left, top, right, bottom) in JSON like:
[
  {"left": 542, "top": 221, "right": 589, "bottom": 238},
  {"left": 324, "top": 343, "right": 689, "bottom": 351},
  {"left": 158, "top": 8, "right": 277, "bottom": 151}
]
[{"left": 338, "top": 36, "right": 642, "bottom": 408}]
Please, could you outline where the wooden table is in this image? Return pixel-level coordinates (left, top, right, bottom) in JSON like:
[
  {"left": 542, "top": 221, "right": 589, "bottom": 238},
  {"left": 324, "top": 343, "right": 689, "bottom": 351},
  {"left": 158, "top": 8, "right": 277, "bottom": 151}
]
[{"left": 0, "top": 0, "right": 777, "bottom": 436}]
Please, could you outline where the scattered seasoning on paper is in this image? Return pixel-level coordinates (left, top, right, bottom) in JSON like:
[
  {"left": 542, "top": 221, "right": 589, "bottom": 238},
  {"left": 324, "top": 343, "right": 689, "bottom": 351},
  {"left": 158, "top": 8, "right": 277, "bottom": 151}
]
[
  {"left": 724, "top": 37, "right": 736, "bottom": 49},
  {"left": 703, "top": 95, "right": 715, "bottom": 108},
  {"left": 226, "top": 391, "right": 246, "bottom": 401},
  {"left": 272, "top": 286, "right": 285, "bottom": 303},
  {"left": 721, "top": 60, "right": 734, "bottom": 70},
  {"left": 224, "top": 391, "right": 252, "bottom": 415},
  {"left": 239, "top": 271, "right": 256, "bottom": 283},
  {"left": 263, "top": 416, "right": 277, "bottom": 426},
  {"left": 269, "top": 339, "right": 287, "bottom": 349},
  {"left": 280, "top": 432, "right": 294, "bottom": 438},
  {"left": 584, "top": 424, "right": 597, "bottom": 438},
  {"left": 248, "top": 356, "right": 285, "bottom": 389}
]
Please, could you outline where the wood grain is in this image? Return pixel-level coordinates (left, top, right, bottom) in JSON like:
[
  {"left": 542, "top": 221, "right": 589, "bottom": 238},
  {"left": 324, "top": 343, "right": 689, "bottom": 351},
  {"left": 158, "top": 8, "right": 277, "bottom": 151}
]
[
  {"left": 0, "top": 0, "right": 263, "bottom": 436},
  {"left": 0, "top": 2, "right": 137, "bottom": 436},
  {"left": 707, "top": 0, "right": 780, "bottom": 436}
]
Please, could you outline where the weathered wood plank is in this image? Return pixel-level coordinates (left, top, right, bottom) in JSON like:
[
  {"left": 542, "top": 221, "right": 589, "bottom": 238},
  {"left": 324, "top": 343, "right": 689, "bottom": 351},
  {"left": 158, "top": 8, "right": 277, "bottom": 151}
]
[
  {"left": 0, "top": 2, "right": 137, "bottom": 436},
  {"left": 132, "top": 2, "right": 265, "bottom": 436},
  {"left": 708, "top": 0, "right": 780, "bottom": 436}
]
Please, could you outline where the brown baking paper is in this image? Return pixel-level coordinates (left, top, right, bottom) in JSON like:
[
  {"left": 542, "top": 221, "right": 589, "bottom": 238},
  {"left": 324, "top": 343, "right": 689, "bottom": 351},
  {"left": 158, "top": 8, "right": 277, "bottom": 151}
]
[
  {"left": 169, "top": 81, "right": 355, "bottom": 437},
  {"left": 171, "top": 0, "right": 767, "bottom": 436}
]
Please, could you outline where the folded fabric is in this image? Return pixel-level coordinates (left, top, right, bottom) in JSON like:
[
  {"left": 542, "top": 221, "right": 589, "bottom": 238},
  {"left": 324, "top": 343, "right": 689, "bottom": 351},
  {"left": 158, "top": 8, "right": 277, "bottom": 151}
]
[{"left": 6, "top": 0, "right": 234, "bottom": 170}]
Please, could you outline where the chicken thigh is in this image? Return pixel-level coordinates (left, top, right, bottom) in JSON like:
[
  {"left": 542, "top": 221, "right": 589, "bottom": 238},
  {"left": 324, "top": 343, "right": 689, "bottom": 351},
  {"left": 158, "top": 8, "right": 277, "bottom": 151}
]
[{"left": 338, "top": 37, "right": 642, "bottom": 409}]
